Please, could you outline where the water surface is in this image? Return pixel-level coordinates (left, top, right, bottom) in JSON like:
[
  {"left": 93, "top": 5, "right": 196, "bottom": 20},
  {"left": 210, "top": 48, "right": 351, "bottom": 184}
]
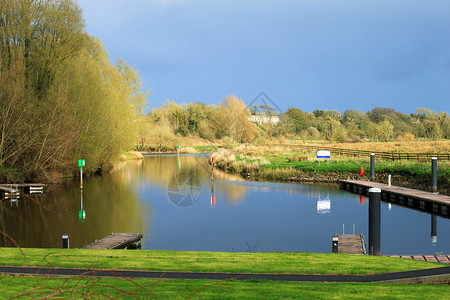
[{"left": 1, "top": 154, "right": 448, "bottom": 255}]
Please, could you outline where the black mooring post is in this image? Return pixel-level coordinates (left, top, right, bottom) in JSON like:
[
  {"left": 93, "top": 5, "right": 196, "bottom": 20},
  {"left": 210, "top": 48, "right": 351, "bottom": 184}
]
[
  {"left": 332, "top": 234, "right": 339, "bottom": 253},
  {"left": 370, "top": 153, "right": 375, "bottom": 181},
  {"left": 62, "top": 234, "right": 69, "bottom": 249},
  {"left": 431, "top": 157, "right": 437, "bottom": 193},
  {"left": 368, "top": 188, "right": 381, "bottom": 256},
  {"left": 431, "top": 214, "right": 437, "bottom": 244}
]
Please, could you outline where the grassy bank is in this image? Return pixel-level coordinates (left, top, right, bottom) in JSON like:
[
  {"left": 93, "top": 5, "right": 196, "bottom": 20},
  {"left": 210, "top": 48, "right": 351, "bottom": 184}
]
[
  {"left": 1, "top": 277, "right": 448, "bottom": 299},
  {"left": 212, "top": 145, "right": 450, "bottom": 195},
  {"left": 0, "top": 248, "right": 447, "bottom": 299},
  {"left": 0, "top": 248, "right": 441, "bottom": 275}
]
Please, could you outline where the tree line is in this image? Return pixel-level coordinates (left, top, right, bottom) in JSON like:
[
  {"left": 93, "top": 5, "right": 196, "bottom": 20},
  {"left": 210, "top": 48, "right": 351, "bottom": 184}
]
[
  {"left": 0, "top": 0, "right": 146, "bottom": 182},
  {"left": 140, "top": 99, "right": 449, "bottom": 149}
]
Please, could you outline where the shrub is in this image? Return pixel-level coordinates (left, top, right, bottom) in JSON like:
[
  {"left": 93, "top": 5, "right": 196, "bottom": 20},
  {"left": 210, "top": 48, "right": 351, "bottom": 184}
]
[
  {"left": 221, "top": 136, "right": 235, "bottom": 148},
  {"left": 253, "top": 136, "right": 267, "bottom": 146},
  {"left": 398, "top": 132, "right": 415, "bottom": 142}
]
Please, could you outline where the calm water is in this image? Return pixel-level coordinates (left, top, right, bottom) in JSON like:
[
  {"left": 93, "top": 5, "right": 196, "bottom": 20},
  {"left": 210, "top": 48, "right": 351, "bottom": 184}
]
[{"left": 1, "top": 154, "right": 448, "bottom": 255}]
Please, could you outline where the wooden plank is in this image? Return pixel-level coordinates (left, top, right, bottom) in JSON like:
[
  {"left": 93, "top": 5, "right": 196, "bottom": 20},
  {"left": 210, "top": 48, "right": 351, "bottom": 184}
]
[
  {"left": 423, "top": 255, "right": 439, "bottom": 262},
  {"left": 82, "top": 233, "right": 143, "bottom": 250},
  {"left": 387, "top": 255, "right": 450, "bottom": 264},
  {"left": 436, "top": 255, "right": 450, "bottom": 264},
  {"left": 336, "top": 234, "right": 365, "bottom": 255},
  {"left": 412, "top": 255, "right": 426, "bottom": 261}
]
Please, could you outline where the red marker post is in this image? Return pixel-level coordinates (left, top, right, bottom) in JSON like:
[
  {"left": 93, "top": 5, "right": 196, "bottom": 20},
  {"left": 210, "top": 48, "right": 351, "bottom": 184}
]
[
  {"left": 360, "top": 167, "right": 364, "bottom": 177},
  {"left": 210, "top": 156, "right": 215, "bottom": 180},
  {"left": 211, "top": 195, "right": 216, "bottom": 208}
]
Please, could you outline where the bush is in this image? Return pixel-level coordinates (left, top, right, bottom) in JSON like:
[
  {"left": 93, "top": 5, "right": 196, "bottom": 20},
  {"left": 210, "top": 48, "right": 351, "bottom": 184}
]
[
  {"left": 307, "top": 127, "right": 321, "bottom": 140},
  {"left": 253, "top": 136, "right": 267, "bottom": 146},
  {"left": 221, "top": 136, "right": 235, "bottom": 148},
  {"left": 398, "top": 132, "right": 415, "bottom": 142}
]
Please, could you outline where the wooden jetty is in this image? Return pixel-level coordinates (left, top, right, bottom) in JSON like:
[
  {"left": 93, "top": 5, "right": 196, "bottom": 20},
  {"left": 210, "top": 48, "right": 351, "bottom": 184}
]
[
  {"left": 0, "top": 184, "right": 45, "bottom": 196},
  {"left": 332, "top": 234, "right": 367, "bottom": 255},
  {"left": 340, "top": 180, "right": 450, "bottom": 218},
  {"left": 82, "top": 233, "right": 143, "bottom": 250}
]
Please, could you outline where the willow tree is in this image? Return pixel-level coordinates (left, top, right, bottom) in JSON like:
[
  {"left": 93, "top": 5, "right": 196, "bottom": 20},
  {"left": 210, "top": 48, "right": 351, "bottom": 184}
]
[
  {"left": 0, "top": 0, "right": 147, "bottom": 181},
  {"left": 215, "top": 95, "right": 256, "bottom": 143}
]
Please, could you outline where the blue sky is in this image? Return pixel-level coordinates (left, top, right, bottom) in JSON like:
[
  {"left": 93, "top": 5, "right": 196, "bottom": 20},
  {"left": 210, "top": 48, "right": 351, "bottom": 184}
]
[{"left": 77, "top": 0, "right": 449, "bottom": 114}]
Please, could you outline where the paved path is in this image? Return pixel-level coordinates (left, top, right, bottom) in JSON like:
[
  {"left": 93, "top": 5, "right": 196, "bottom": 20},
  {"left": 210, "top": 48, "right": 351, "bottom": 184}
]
[{"left": 0, "top": 266, "right": 449, "bottom": 284}]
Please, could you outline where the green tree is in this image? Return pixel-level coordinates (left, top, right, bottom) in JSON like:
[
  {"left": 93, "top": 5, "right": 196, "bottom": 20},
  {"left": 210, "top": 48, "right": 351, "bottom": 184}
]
[
  {"left": 378, "top": 119, "right": 394, "bottom": 141},
  {"left": 286, "top": 108, "right": 308, "bottom": 134},
  {"left": 187, "top": 102, "right": 211, "bottom": 133}
]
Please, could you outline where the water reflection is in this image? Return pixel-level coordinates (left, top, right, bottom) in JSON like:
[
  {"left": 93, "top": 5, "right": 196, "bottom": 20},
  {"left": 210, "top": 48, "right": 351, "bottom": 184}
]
[
  {"left": 1, "top": 154, "right": 448, "bottom": 255},
  {"left": 211, "top": 180, "right": 216, "bottom": 208},
  {"left": 316, "top": 193, "right": 331, "bottom": 214},
  {"left": 167, "top": 169, "right": 202, "bottom": 208},
  {"left": 0, "top": 172, "right": 148, "bottom": 249},
  {"left": 431, "top": 214, "right": 437, "bottom": 245}
]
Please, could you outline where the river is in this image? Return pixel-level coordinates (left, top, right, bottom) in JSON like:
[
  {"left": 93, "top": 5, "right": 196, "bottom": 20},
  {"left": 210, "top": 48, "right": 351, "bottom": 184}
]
[{"left": 0, "top": 154, "right": 448, "bottom": 255}]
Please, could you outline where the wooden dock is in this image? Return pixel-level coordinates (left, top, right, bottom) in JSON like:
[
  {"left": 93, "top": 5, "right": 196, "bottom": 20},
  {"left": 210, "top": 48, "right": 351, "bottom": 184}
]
[
  {"left": 340, "top": 180, "right": 450, "bottom": 218},
  {"left": 332, "top": 234, "right": 367, "bottom": 255},
  {"left": 82, "top": 233, "right": 143, "bottom": 250},
  {"left": 0, "top": 184, "right": 45, "bottom": 196}
]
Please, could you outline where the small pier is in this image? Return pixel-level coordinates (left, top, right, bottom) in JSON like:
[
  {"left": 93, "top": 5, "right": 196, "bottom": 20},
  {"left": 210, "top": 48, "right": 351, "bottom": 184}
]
[
  {"left": 340, "top": 180, "right": 450, "bottom": 218},
  {"left": 82, "top": 233, "right": 143, "bottom": 249},
  {"left": 0, "top": 184, "right": 45, "bottom": 198},
  {"left": 332, "top": 234, "right": 367, "bottom": 255}
]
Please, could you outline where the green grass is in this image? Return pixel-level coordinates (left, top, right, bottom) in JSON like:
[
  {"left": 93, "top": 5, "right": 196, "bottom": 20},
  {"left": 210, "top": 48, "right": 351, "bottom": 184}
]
[
  {"left": 0, "top": 248, "right": 442, "bottom": 275},
  {"left": 264, "top": 152, "right": 444, "bottom": 176},
  {"left": 0, "top": 249, "right": 446, "bottom": 299},
  {"left": 234, "top": 151, "right": 448, "bottom": 183},
  {"left": 1, "top": 276, "right": 448, "bottom": 299},
  {"left": 193, "top": 145, "right": 220, "bottom": 152}
]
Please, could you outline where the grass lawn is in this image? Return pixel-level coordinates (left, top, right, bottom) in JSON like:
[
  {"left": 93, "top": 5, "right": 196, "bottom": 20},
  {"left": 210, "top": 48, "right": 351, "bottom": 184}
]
[
  {"left": 0, "top": 249, "right": 447, "bottom": 299},
  {"left": 0, "top": 248, "right": 442, "bottom": 275},
  {"left": 1, "top": 276, "right": 449, "bottom": 299}
]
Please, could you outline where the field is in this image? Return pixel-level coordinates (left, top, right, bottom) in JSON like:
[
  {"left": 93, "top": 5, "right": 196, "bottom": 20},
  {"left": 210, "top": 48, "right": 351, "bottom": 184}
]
[{"left": 306, "top": 140, "right": 450, "bottom": 153}]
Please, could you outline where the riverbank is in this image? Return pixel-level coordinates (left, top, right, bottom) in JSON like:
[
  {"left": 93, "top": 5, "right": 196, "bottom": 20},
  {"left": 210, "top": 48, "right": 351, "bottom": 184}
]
[
  {"left": 212, "top": 146, "right": 450, "bottom": 195},
  {"left": 0, "top": 248, "right": 447, "bottom": 299}
]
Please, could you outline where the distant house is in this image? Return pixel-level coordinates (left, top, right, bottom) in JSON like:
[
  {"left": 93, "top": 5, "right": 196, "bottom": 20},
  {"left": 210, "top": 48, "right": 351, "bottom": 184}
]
[{"left": 250, "top": 115, "right": 280, "bottom": 125}]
